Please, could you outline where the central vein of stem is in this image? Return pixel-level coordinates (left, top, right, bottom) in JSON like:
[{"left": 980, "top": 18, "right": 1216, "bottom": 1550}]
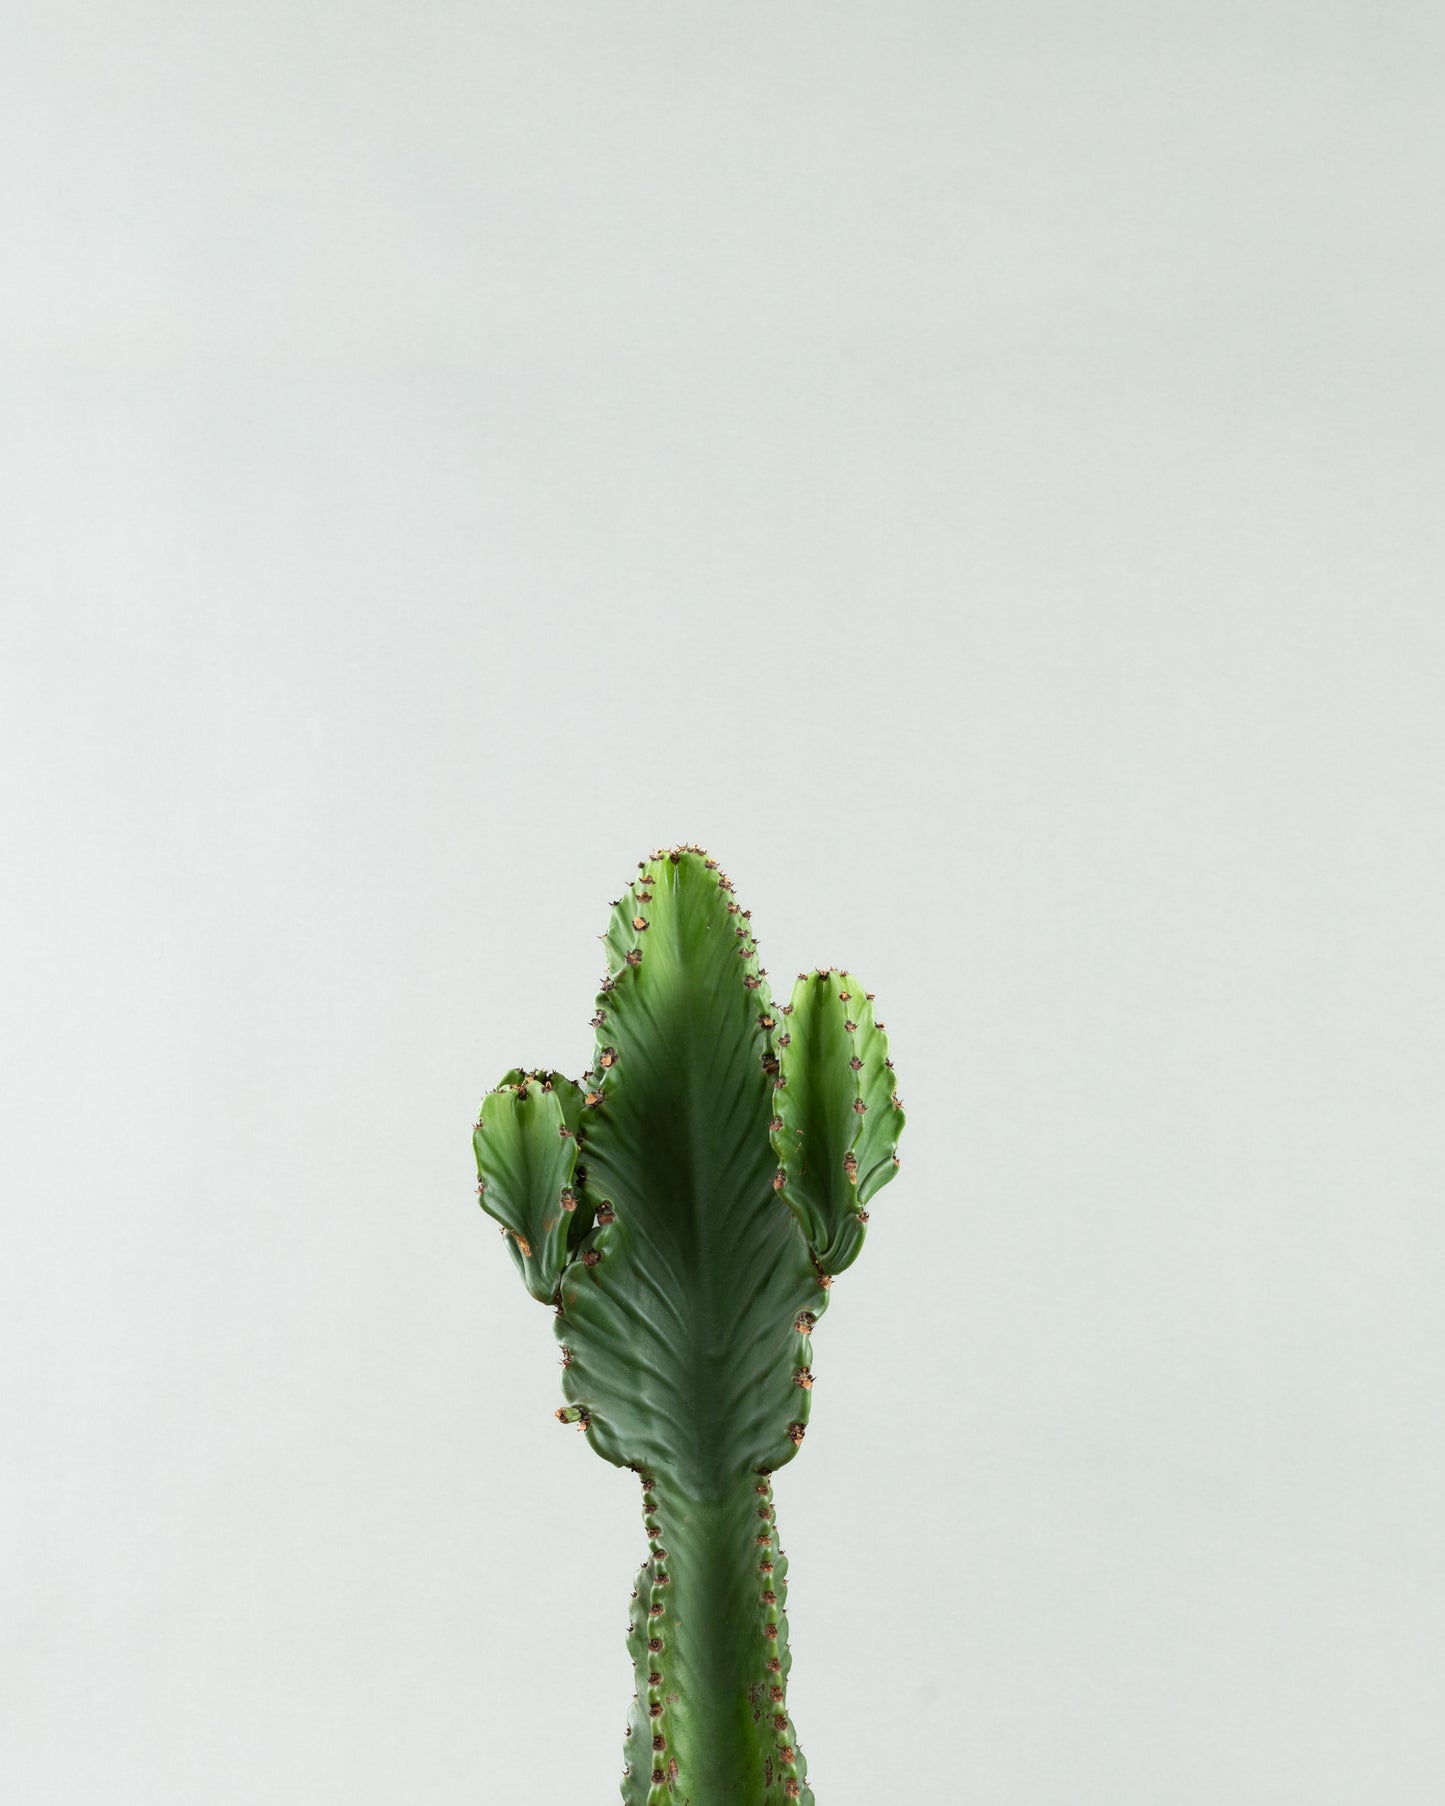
[{"left": 621, "top": 1472, "right": 814, "bottom": 1806}]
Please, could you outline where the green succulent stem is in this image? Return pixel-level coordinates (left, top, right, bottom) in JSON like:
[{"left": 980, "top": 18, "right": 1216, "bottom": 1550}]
[
  {"left": 623, "top": 1473, "right": 812, "bottom": 1806},
  {"left": 473, "top": 846, "right": 904, "bottom": 1803}
]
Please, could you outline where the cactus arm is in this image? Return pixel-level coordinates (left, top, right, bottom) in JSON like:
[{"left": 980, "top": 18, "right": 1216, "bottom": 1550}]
[
  {"left": 771, "top": 970, "right": 905, "bottom": 1275},
  {"left": 473, "top": 1069, "right": 590, "bottom": 1304}
]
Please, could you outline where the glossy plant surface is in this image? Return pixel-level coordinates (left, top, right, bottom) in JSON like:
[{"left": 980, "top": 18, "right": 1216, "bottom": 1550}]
[{"left": 473, "top": 845, "right": 904, "bottom": 1804}]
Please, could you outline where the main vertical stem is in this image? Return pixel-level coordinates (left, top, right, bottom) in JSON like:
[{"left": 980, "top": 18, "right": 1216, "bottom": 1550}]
[{"left": 621, "top": 1472, "right": 815, "bottom": 1806}]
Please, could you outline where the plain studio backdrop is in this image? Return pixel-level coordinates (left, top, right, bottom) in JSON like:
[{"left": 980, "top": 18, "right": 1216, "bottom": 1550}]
[{"left": 2, "top": 5, "right": 1442, "bottom": 1803}]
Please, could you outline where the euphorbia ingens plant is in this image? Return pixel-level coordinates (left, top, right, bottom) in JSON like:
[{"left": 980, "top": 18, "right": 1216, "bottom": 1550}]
[{"left": 473, "top": 846, "right": 905, "bottom": 1804}]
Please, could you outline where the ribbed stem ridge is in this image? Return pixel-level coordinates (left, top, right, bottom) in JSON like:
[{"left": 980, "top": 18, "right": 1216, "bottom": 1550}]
[{"left": 621, "top": 1473, "right": 814, "bottom": 1806}]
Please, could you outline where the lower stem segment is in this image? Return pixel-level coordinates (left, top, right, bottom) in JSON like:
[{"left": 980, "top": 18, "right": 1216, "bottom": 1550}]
[{"left": 621, "top": 1472, "right": 815, "bottom": 1806}]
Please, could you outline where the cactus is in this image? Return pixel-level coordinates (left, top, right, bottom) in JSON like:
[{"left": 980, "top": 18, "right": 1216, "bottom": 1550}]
[{"left": 472, "top": 845, "right": 905, "bottom": 1804}]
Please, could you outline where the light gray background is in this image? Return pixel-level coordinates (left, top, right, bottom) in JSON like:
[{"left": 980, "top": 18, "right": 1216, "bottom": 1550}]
[{"left": 3, "top": 5, "right": 1442, "bottom": 1802}]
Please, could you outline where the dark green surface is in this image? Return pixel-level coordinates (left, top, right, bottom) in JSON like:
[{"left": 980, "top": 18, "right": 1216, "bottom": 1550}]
[{"left": 474, "top": 847, "right": 904, "bottom": 1804}]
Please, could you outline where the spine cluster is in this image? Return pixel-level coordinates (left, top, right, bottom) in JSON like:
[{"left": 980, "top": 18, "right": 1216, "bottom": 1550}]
[
  {"left": 622, "top": 1478, "right": 680, "bottom": 1805},
  {"left": 751, "top": 1474, "right": 812, "bottom": 1804}
]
